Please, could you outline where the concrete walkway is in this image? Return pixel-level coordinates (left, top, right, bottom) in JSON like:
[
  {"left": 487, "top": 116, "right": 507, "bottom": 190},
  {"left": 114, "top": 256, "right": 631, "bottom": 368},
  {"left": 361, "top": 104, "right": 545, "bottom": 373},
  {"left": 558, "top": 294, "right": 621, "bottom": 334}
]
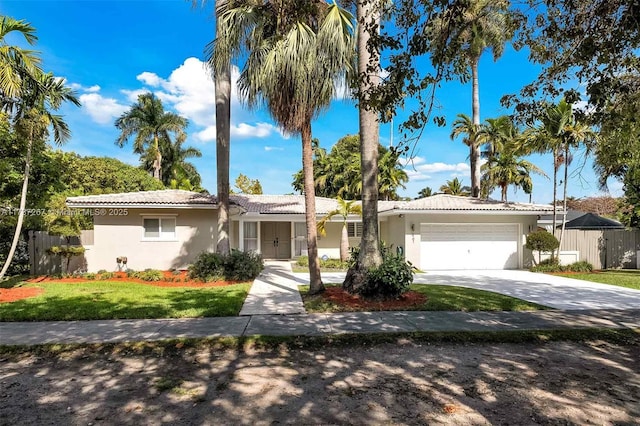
[
  {"left": 239, "top": 261, "right": 306, "bottom": 315},
  {"left": 1, "top": 309, "right": 639, "bottom": 346}
]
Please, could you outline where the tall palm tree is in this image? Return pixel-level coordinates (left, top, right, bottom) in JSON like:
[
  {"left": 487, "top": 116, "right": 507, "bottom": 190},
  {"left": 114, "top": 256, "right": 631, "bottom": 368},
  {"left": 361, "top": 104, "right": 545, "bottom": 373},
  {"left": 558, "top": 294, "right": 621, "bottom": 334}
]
[
  {"left": 439, "top": 177, "right": 471, "bottom": 196},
  {"left": 450, "top": 113, "right": 484, "bottom": 193},
  {"left": 354, "top": 0, "right": 384, "bottom": 275},
  {"left": 481, "top": 152, "right": 547, "bottom": 202},
  {"left": 417, "top": 187, "right": 433, "bottom": 198},
  {"left": 115, "top": 93, "right": 187, "bottom": 182},
  {"left": 317, "top": 197, "right": 362, "bottom": 262},
  {"left": 479, "top": 115, "right": 518, "bottom": 159},
  {"left": 377, "top": 148, "right": 408, "bottom": 200},
  {"left": 213, "top": 0, "right": 356, "bottom": 294},
  {"left": 431, "top": 0, "right": 513, "bottom": 197},
  {"left": 0, "top": 73, "right": 80, "bottom": 280},
  {"left": 0, "top": 16, "right": 41, "bottom": 105}
]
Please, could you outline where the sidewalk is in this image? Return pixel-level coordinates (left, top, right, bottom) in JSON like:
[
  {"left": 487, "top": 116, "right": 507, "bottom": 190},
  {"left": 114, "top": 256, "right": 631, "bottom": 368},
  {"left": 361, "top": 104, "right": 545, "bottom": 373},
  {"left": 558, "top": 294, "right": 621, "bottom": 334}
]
[{"left": 1, "top": 309, "right": 639, "bottom": 346}]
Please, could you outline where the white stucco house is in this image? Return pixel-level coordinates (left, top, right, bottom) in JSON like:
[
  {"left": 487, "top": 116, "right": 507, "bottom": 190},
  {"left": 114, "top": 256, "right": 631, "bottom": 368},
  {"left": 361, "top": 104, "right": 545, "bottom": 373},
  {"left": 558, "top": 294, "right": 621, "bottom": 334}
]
[{"left": 64, "top": 190, "right": 555, "bottom": 272}]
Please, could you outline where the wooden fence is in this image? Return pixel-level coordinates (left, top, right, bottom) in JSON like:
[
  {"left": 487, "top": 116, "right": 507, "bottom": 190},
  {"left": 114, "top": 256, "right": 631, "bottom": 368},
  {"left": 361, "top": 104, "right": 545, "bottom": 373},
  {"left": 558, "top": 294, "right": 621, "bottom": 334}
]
[
  {"left": 28, "top": 230, "right": 94, "bottom": 275},
  {"left": 559, "top": 229, "right": 640, "bottom": 269}
]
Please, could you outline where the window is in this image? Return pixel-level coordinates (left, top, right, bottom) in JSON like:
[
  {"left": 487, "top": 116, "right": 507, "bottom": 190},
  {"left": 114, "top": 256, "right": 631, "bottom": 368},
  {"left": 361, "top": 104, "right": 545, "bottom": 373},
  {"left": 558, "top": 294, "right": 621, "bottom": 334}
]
[
  {"left": 143, "top": 217, "right": 176, "bottom": 240},
  {"left": 243, "top": 222, "right": 258, "bottom": 251},
  {"left": 347, "top": 222, "right": 363, "bottom": 238}
]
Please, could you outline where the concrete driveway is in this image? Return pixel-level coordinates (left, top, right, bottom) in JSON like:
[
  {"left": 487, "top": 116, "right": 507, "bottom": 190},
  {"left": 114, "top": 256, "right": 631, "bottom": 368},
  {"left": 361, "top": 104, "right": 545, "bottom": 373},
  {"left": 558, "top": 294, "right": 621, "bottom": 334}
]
[
  {"left": 298, "top": 270, "right": 640, "bottom": 310},
  {"left": 413, "top": 270, "right": 640, "bottom": 310}
]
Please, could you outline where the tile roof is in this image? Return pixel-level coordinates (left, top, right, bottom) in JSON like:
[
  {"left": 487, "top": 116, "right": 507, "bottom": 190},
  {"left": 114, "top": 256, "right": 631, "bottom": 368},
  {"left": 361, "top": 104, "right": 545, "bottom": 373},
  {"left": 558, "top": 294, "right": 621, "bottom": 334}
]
[
  {"left": 229, "top": 194, "right": 340, "bottom": 214},
  {"left": 379, "top": 194, "right": 556, "bottom": 213},
  {"left": 66, "top": 190, "right": 218, "bottom": 206}
]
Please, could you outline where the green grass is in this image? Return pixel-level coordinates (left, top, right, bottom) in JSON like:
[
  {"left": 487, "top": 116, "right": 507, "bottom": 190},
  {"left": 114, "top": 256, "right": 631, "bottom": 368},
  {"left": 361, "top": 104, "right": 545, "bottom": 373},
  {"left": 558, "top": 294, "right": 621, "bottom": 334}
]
[
  {"left": 560, "top": 270, "right": 640, "bottom": 290},
  {"left": 300, "top": 284, "right": 550, "bottom": 313},
  {"left": 0, "top": 280, "right": 251, "bottom": 321}
]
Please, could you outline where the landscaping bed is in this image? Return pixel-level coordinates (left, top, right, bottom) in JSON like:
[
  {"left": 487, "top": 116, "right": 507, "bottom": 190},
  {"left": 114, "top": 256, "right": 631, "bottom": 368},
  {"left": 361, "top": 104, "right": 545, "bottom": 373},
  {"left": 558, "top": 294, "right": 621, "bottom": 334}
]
[{"left": 300, "top": 284, "right": 550, "bottom": 313}]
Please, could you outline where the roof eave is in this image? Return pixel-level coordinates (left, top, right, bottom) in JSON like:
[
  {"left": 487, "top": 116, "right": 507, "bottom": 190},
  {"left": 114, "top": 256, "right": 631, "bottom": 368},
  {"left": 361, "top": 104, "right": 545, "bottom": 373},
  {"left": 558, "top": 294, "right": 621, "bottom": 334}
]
[{"left": 65, "top": 202, "right": 219, "bottom": 209}]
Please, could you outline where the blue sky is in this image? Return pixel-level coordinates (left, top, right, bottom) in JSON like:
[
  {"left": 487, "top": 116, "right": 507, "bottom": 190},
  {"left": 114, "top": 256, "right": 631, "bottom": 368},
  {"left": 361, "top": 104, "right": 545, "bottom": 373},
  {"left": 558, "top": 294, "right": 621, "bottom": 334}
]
[{"left": 2, "top": 0, "right": 621, "bottom": 203}]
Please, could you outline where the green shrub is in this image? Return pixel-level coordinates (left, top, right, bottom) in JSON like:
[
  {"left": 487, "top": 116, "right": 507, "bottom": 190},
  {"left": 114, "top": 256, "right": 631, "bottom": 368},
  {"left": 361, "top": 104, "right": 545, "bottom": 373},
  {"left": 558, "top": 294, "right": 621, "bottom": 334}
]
[
  {"left": 526, "top": 231, "right": 560, "bottom": 265},
  {"left": 567, "top": 261, "right": 593, "bottom": 272},
  {"left": 530, "top": 263, "right": 563, "bottom": 273},
  {"left": 138, "top": 269, "right": 163, "bottom": 281},
  {"left": 97, "top": 269, "right": 108, "bottom": 275},
  {"left": 358, "top": 253, "right": 414, "bottom": 299},
  {"left": 296, "top": 256, "right": 309, "bottom": 267},
  {"left": 126, "top": 269, "right": 138, "bottom": 279},
  {"left": 83, "top": 273, "right": 96, "bottom": 280},
  {"left": 189, "top": 250, "right": 263, "bottom": 282},
  {"left": 97, "top": 271, "right": 115, "bottom": 280},
  {"left": 321, "top": 258, "right": 348, "bottom": 269}
]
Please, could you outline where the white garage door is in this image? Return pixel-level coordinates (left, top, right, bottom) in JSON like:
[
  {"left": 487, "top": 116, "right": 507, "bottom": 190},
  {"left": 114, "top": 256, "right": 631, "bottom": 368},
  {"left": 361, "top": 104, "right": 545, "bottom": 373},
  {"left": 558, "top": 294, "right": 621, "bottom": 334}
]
[{"left": 420, "top": 223, "right": 520, "bottom": 270}]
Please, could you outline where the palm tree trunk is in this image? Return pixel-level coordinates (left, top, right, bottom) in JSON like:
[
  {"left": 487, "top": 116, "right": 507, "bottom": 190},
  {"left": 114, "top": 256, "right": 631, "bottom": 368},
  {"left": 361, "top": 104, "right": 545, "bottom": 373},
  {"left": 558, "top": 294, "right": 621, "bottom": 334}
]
[
  {"left": 0, "top": 133, "right": 32, "bottom": 280},
  {"left": 551, "top": 147, "right": 558, "bottom": 261},
  {"left": 558, "top": 144, "right": 570, "bottom": 263},
  {"left": 302, "top": 119, "right": 324, "bottom": 294},
  {"left": 470, "top": 56, "right": 481, "bottom": 198},
  {"left": 340, "top": 224, "right": 348, "bottom": 262},
  {"left": 153, "top": 134, "right": 162, "bottom": 181},
  {"left": 215, "top": 26, "right": 231, "bottom": 255},
  {"left": 356, "top": 0, "right": 382, "bottom": 270}
]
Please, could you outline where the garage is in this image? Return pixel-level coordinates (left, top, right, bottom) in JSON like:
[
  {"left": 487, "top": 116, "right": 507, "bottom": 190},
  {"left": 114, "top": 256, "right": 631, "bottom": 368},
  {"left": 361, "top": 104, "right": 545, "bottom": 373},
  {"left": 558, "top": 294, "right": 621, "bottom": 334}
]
[{"left": 420, "top": 223, "right": 520, "bottom": 270}]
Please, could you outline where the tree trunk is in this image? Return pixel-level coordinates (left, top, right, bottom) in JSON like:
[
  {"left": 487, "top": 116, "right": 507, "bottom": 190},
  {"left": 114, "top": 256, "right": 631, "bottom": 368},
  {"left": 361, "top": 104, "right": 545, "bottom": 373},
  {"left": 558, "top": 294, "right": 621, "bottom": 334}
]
[
  {"left": 558, "top": 144, "right": 570, "bottom": 264},
  {"left": 151, "top": 133, "right": 162, "bottom": 181},
  {"left": 215, "top": 21, "right": 231, "bottom": 255},
  {"left": 551, "top": 147, "right": 559, "bottom": 261},
  {"left": 0, "top": 134, "right": 32, "bottom": 280},
  {"left": 340, "top": 223, "right": 348, "bottom": 262},
  {"left": 501, "top": 184, "right": 507, "bottom": 202},
  {"left": 344, "top": 0, "right": 383, "bottom": 294},
  {"left": 470, "top": 57, "right": 481, "bottom": 198},
  {"left": 302, "top": 119, "right": 324, "bottom": 294}
]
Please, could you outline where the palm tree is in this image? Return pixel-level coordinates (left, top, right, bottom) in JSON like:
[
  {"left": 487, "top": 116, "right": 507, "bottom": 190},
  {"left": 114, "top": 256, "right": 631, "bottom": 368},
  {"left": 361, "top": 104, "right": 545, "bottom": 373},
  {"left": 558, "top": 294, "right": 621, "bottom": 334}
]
[
  {"left": 479, "top": 115, "right": 518, "bottom": 159},
  {"left": 142, "top": 133, "right": 202, "bottom": 189},
  {"left": 439, "top": 177, "right": 471, "bottom": 196},
  {"left": 115, "top": 93, "right": 187, "bottom": 182},
  {"left": 0, "top": 16, "right": 41, "bottom": 105},
  {"left": 0, "top": 73, "right": 80, "bottom": 280},
  {"left": 378, "top": 148, "right": 408, "bottom": 200},
  {"left": 431, "top": 0, "right": 513, "bottom": 197},
  {"left": 417, "top": 187, "right": 433, "bottom": 198},
  {"left": 317, "top": 197, "right": 362, "bottom": 262},
  {"left": 450, "top": 113, "right": 484, "bottom": 194},
  {"left": 353, "top": 0, "right": 384, "bottom": 275},
  {"left": 213, "top": 0, "right": 356, "bottom": 294},
  {"left": 481, "top": 152, "right": 547, "bottom": 202}
]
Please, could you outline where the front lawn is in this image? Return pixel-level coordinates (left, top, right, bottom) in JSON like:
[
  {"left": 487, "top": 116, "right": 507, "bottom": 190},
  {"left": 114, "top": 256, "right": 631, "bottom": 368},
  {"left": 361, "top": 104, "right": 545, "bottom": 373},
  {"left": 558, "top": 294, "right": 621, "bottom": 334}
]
[
  {"left": 560, "top": 270, "right": 640, "bottom": 291},
  {"left": 0, "top": 280, "right": 251, "bottom": 321},
  {"left": 300, "top": 284, "right": 550, "bottom": 313}
]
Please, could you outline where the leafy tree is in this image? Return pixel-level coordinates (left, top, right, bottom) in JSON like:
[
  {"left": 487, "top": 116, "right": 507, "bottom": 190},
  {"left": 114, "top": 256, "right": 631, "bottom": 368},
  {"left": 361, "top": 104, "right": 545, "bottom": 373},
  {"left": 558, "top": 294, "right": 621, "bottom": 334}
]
[
  {"left": 439, "top": 177, "right": 471, "bottom": 196},
  {"left": 450, "top": 113, "right": 484, "bottom": 195},
  {"left": 526, "top": 230, "right": 559, "bottom": 266},
  {"left": 292, "top": 135, "right": 408, "bottom": 200},
  {"left": 115, "top": 92, "right": 187, "bottom": 182},
  {"left": 317, "top": 197, "right": 362, "bottom": 262},
  {"left": 213, "top": 0, "right": 356, "bottom": 295},
  {"left": 233, "top": 174, "right": 263, "bottom": 195},
  {"left": 0, "top": 72, "right": 80, "bottom": 280},
  {"left": 417, "top": 187, "right": 433, "bottom": 198}
]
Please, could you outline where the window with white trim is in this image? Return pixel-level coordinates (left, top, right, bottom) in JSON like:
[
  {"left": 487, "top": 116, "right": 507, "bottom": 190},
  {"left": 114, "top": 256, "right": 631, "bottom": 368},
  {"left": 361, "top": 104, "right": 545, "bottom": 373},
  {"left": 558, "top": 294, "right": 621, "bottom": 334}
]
[
  {"left": 347, "top": 222, "right": 363, "bottom": 238},
  {"left": 243, "top": 222, "right": 258, "bottom": 251},
  {"left": 143, "top": 217, "right": 176, "bottom": 240}
]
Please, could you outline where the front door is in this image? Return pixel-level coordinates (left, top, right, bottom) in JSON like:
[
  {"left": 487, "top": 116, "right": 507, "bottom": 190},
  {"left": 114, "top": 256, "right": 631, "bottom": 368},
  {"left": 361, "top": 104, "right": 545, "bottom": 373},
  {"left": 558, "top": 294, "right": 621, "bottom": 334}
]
[{"left": 260, "top": 222, "right": 291, "bottom": 259}]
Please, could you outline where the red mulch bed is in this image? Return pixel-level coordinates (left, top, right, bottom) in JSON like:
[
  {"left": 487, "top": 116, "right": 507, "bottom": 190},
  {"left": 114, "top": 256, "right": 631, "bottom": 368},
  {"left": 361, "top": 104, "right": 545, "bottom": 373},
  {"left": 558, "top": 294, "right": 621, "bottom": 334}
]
[
  {"left": 0, "top": 287, "right": 44, "bottom": 303},
  {"left": 320, "top": 286, "right": 427, "bottom": 310},
  {"left": 26, "top": 271, "right": 240, "bottom": 288}
]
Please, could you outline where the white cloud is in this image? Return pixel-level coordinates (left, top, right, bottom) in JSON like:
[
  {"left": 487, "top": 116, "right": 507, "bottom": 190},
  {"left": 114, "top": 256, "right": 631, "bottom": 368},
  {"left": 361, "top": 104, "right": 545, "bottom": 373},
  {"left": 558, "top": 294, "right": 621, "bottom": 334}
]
[
  {"left": 404, "top": 161, "right": 470, "bottom": 182},
  {"left": 120, "top": 88, "right": 149, "bottom": 103},
  {"left": 69, "top": 82, "right": 101, "bottom": 93},
  {"left": 264, "top": 146, "right": 284, "bottom": 151},
  {"left": 137, "top": 71, "right": 163, "bottom": 87},
  {"left": 79, "top": 93, "right": 128, "bottom": 125},
  {"left": 194, "top": 125, "right": 216, "bottom": 143},
  {"left": 231, "top": 122, "right": 275, "bottom": 138}
]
